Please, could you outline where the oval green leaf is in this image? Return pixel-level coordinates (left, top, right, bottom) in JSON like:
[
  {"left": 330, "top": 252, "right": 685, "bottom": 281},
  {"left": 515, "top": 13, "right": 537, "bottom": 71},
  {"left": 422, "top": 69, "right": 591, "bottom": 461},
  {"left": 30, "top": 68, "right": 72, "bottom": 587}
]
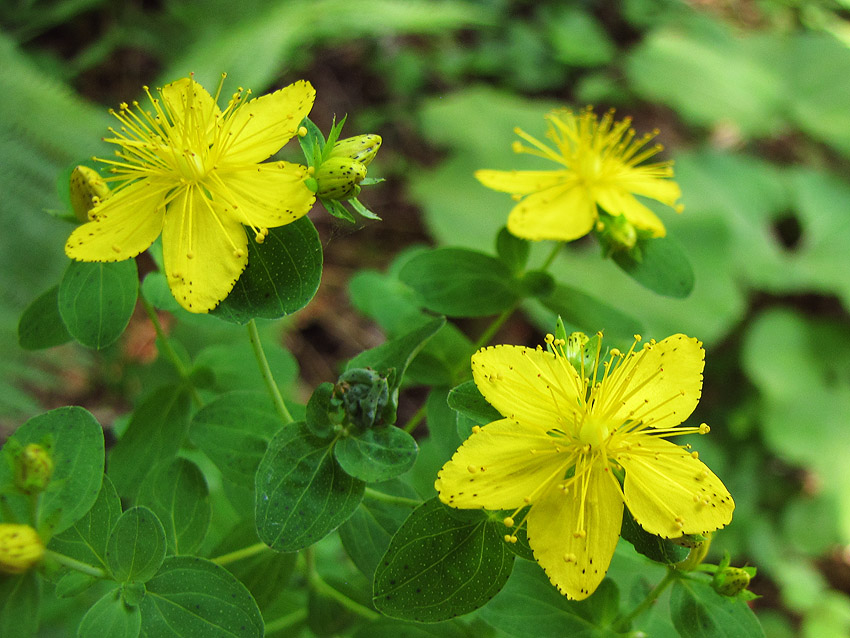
[
  {"left": 373, "top": 498, "right": 514, "bottom": 622},
  {"left": 140, "top": 556, "right": 263, "bottom": 638},
  {"left": 495, "top": 227, "right": 530, "bottom": 274},
  {"left": 612, "top": 235, "right": 694, "bottom": 299},
  {"left": 107, "top": 506, "right": 167, "bottom": 583},
  {"left": 447, "top": 380, "right": 503, "bottom": 426},
  {"left": 0, "top": 572, "right": 40, "bottom": 638},
  {"left": 213, "top": 216, "right": 323, "bottom": 324},
  {"left": 398, "top": 248, "right": 520, "bottom": 317},
  {"left": 78, "top": 588, "right": 141, "bottom": 638},
  {"left": 334, "top": 426, "right": 418, "bottom": 483},
  {"left": 0, "top": 406, "right": 104, "bottom": 537},
  {"left": 620, "top": 509, "right": 688, "bottom": 565},
  {"left": 58, "top": 259, "right": 139, "bottom": 349},
  {"left": 190, "top": 391, "right": 280, "bottom": 487},
  {"left": 670, "top": 579, "right": 765, "bottom": 638},
  {"left": 137, "top": 459, "right": 210, "bottom": 555},
  {"left": 17, "top": 285, "right": 72, "bottom": 350},
  {"left": 255, "top": 422, "right": 365, "bottom": 552}
]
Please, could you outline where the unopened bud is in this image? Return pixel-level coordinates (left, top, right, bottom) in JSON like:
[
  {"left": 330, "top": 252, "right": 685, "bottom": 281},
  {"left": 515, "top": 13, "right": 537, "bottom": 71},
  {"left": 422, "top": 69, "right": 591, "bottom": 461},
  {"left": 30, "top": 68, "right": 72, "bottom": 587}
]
[
  {"left": 69, "top": 166, "right": 110, "bottom": 223},
  {"left": 0, "top": 524, "right": 44, "bottom": 574},
  {"left": 596, "top": 213, "right": 638, "bottom": 254},
  {"left": 327, "top": 134, "right": 382, "bottom": 167},
  {"left": 315, "top": 157, "right": 367, "bottom": 200},
  {"left": 714, "top": 566, "right": 752, "bottom": 597},
  {"left": 14, "top": 443, "right": 53, "bottom": 495}
]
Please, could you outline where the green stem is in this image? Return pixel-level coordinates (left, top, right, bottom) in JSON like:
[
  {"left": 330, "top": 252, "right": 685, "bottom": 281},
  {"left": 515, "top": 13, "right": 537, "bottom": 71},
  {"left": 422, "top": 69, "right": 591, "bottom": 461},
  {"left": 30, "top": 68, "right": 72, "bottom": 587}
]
[
  {"left": 140, "top": 296, "right": 203, "bottom": 407},
  {"left": 540, "top": 240, "right": 564, "bottom": 271},
  {"left": 303, "top": 547, "right": 380, "bottom": 620},
  {"left": 469, "top": 303, "right": 519, "bottom": 354},
  {"left": 402, "top": 403, "right": 427, "bottom": 434},
  {"left": 264, "top": 609, "right": 308, "bottom": 635},
  {"left": 247, "top": 319, "right": 293, "bottom": 424},
  {"left": 44, "top": 550, "right": 107, "bottom": 579},
  {"left": 210, "top": 542, "right": 269, "bottom": 567},
  {"left": 364, "top": 487, "right": 421, "bottom": 508},
  {"left": 613, "top": 568, "right": 677, "bottom": 632}
]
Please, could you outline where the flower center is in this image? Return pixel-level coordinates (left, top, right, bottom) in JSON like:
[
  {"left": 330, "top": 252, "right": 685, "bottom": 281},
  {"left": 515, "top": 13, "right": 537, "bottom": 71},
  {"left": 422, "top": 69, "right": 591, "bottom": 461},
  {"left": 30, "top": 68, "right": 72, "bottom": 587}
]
[{"left": 577, "top": 412, "right": 609, "bottom": 448}]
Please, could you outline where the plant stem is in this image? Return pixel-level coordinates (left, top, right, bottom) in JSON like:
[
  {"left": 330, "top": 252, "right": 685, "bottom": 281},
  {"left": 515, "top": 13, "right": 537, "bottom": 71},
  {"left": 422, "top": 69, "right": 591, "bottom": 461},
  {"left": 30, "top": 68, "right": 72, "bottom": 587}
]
[
  {"left": 613, "top": 568, "right": 677, "bottom": 632},
  {"left": 140, "top": 296, "right": 203, "bottom": 407},
  {"left": 247, "top": 319, "right": 293, "bottom": 424},
  {"left": 303, "top": 546, "right": 380, "bottom": 620},
  {"left": 540, "top": 240, "right": 564, "bottom": 271},
  {"left": 210, "top": 542, "right": 269, "bottom": 567},
  {"left": 44, "top": 550, "right": 107, "bottom": 579},
  {"left": 401, "top": 403, "right": 427, "bottom": 434},
  {"left": 363, "top": 487, "right": 421, "bottom": 508},
  {"left": 264, "top": 609, "right": 308, "bottom": 634}
]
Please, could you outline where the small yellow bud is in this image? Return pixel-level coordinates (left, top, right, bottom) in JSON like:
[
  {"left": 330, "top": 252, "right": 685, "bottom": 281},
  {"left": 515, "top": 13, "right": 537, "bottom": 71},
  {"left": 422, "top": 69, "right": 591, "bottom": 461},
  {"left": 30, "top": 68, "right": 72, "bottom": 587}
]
[
  {"left": 714, "top": 567, "right": 752, "bottom": 597},
  {"left": 327, "top": 134, "right": 382, "bottom": 167},
  {"left": 69, "top": 166, "right": 110, "bottom": 223},
  {"left": 0, "top": 524, "right": 44, "bottom": 574},
  {"left": 14, "top": 443, "right": 54, "bottom": 494},
  {"left": 315, "top": 157, "right": 368, "bottom": 200}
]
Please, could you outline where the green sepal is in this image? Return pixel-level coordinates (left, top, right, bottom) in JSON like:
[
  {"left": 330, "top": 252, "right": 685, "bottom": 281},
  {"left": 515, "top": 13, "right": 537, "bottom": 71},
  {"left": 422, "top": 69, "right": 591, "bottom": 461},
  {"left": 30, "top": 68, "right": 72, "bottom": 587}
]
[
  {"left": 255, "top": 422, "right": 365, "bottom": 552},
  {"left": 321, "top": 196, "right": 358, "bottom": 223},
  {"left": 58, "top": 259, "right": 139, "bottom": 349},
  {"left": 334, "top": 426, "right": 418, "bottom": 482},
  {"left": 213, "top": 216, "right": 323, "bottom": 324},
  {"left": 349, "top": 196, "right": 382, "bottom": 220},
  {"left": 373, "top": 498, "right": 514, "bottom": 622},
  {"left": 17, "top": 285, "right": 72, "bottom": 350},
  {"left": 298, "top": 116, "right": 325, "bottom": 166}
]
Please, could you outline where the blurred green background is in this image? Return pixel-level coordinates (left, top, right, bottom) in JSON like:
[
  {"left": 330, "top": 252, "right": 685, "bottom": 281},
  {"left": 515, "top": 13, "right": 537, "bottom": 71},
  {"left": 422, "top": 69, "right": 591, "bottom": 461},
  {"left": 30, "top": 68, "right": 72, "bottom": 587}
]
[{"left": 2, "top": 0, "right": 850, "bottom": 635}]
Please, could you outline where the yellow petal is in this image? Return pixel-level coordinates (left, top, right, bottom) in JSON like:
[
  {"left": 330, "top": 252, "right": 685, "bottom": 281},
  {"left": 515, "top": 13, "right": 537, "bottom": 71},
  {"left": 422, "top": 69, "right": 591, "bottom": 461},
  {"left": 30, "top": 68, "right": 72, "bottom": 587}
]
[
  {"left": 606, "top": 334, "right": 704, "bottom": 431},
  {"left": 435, "top": 418, "right": 569, "bottom": 511},
  {"left": 507, "top": 183, "right": 597, "bottom": 242},
  {"left": 223, "top": 80, "right": 316, "bottom": 165},
  {"left": 618, "top": 435, "right": 734, "bottom": 538},
  {"left": 161, "top": 77, "right": 221, "bottom": 145},
  {"left": 621, "top": 170, "right": 682, "bottom": 206},
  {"left": 217, "top": 162, "right": 315, "bottom": 229},
  {"left": 65, "top": 180, "right": 167, "bottom": 262},
  {"left": 162, "top": 186, "right": 248, "bottom": 313},
  {"left": 527, "top": 458, "right": 623, "bottom": 600},
  {"left": 595, "top": 188, "right": 666, "bottom": 237},
  {"left": 475, "top": 169, "right": 568, "bottom": 195},
  {"left": 472, "top": 346, "right": 583, "bottom": 431}
]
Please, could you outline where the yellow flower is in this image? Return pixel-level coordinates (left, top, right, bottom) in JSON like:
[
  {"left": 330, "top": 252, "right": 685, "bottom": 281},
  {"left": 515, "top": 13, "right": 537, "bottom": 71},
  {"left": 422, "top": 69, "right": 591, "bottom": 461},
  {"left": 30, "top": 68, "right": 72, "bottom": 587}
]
[
  {"left": 435, "top": 333, "right": 733, "bottom": 600},
  {"left": 475, "top": 108, "right": 683, "bottom": 242},
  {"left": 65, "top": 75, "right": 317, "bottom": 312},
  {"left": 0, "top": 524, "right": 44, "bottom": 574}
]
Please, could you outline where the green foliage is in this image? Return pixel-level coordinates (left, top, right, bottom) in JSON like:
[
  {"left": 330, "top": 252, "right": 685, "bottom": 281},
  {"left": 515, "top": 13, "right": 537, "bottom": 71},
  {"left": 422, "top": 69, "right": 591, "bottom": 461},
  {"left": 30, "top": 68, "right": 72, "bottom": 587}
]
[
  {"left": 77, "top": 588, "right": 141, "bottom": 638},
  {"left": 106, "top": 506, "right": 167, "bottom": 583},
  {"left": 0, "top": 572, "right": 40, "bottom": 638},
  {"left": 670, "top": 578, "right": 765, "bottom": 638},
  {"left": 17, "top": 286, "right": 71, "bottom": 351}
]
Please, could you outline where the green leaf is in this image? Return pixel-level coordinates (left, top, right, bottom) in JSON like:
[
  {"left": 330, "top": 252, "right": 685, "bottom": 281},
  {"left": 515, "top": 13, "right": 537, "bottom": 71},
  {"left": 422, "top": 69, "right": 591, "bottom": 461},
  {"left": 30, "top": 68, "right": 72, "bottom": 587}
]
[
  {"left": 612, "top": 235, "right": 694, "bottom": 298},
  {"left": 479, "top": 560, "right": 620, "bottom": 637},
  {"left": 0, "top": 406, "right": 104, "bottom": 537},
  {"left": 620, "top": 509, "right": 688, "bottom": 565},
  {"left": 495, "top": 227, "right": 530, "bottom": 274},
  {"left": 353, "top": 619, "right": 469, "bottom": 638},
  {"left": 541, "top": 283, "right": 644, "bottom": 340},
  {"left": 398, "top": 248, "right": 520, "bottom": 317},
  {"left": 55, "top": 571, "right": 98, "bottom": 598},
  {"left": 339, "top": 480, "right": 420, "bottom": 580},
  {"left": 0, "top": 572, "right": 40, "bottom": 638},
  {"left": 58, "top": 259, "right": 139, "bottom": 349},
  {"left": 193, "top": 338, "right": 298, "bottom": 395},
  {"left": 373, "top": 498, "right": 514, "bottom": 622},
  {"left": 255, "top": 422, "right": 365, "bottom": 552},
  {"left": 140, "top": 556, "right": 263, "bottom": 638},
  {"left": 306, "top": 382, "right": 336, "bottom": 439},
  {"left": 213, "top": 216, "right": 323, "bottom": 324},
  {"left": 137, "top": 459, "right": 210, "bottom": 555},
  {"left": 107, "top": 506, "right": 167, "bottom": 583},
  {"left": 78, "top": 588, "right": 141, "bottom": 638},
  {"left": 49, "top": 475, "right": 121, "bottom": 571},
  {"left": 17, "top": 285, "right": 71, "bottom": 350},
  {"left": 670, "top": 578, "right": 765, "bottom": 638},
  {"left": 108, "top": 386, "right": 191, "bottom": 499},
  {"left": 334, "top": 426, "right": 418, "bottom": 482},
  {"left": 347, "top": 317, "right": 446, "bottom": 393},
  {"left": 519, "top": 270, "right": 555, "bottom": 300},
  {"left": 190, "top": 391, "right": 280, "bottom": 487},
  {"left": 141, "top": 271, "right": 182, "bottom": 314},
  {"left": 447, "top": 380, "right": 502, "bottom": 426},
  {"left": 544, "top": 5, "right": 615, "bottom": 68}
]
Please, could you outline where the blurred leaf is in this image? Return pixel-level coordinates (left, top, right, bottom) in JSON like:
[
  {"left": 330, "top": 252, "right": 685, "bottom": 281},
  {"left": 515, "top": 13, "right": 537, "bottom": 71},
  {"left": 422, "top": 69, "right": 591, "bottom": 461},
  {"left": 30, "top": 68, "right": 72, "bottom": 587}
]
[
  {"left": 670, "top": 578, "right": 764, "bottom": 638},
  {"left": 612, "top": 236, "right": 694, "bottom": 298},
  {"left": 58, "top": 259, "right": 139, "bottom": 349},
  {"left": 352, "top": 618, "right": 469, "bottom": 638},
  {"left": 495, "top": 227, "right": 530, "bottom": 274},
  {"left": 541, "top": 283, "right": 644, "bottom": 340},
  {"left": 213, "top": 216, "right": 322, "bottom": 324},
  {"left": 335, "top": 426, "right": 418, "bottom": 482},
  {"left": 193, "top": 335, "right": 298, "bottom": 396},
  {"left": 107, "top": 506, "right": 167, "bottom": 583},
  {"left": 255, "top": 422, "right": 364, "bottom": 552},
  {"left": 77, "top": 588, "right": 141, "bottom": 638},
  {"left": 478, "top": 560, "right": 620, "bottom": 637},
  {"left": 17, "top": 286, "right": 71, "bottom": 350},
  {"left": 140, "top": 556, "right": 263, "bottom": 638},
  {"left": 543, "top": 5, "right": 615, "bottom": 67},
  {"left": 0, "top": 572, "right": 40, "bottom": 638}
]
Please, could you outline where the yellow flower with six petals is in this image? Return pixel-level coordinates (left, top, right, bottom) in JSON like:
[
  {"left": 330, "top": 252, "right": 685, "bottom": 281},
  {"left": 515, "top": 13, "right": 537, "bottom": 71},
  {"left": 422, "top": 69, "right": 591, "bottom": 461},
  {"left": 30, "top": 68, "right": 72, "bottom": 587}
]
[
  {"left": 475, "top": 108, "right": 683, "bottom": 243},
  {"left": 435, "top": 332, "right": 733, "bottom": 600},
  {"left": 65, "top": 75, "right": 317, "bottom": 312}
]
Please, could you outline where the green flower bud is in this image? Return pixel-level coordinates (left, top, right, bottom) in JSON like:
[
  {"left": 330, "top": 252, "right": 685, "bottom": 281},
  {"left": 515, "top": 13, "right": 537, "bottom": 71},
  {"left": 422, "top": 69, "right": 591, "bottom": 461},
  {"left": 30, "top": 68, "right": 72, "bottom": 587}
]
[
  {"left": 69, "top": 166, "right": 110, "bottom": 223},
  {"left": 0, "top": 524, "right": 44, "bottom": 574},
  {"left": 713, "top": 566, "right": 752, "bottom": 597},
  {"left": 14, "top": 443, "right": 54, "bottom": 495},
  {"left": 335, "top": 368, "right": 391, "bottom": 430},
  {"left": 315, "top": 157, "right": 368, "bottom": 200},
  {"left": 327, "top": 134, "right": 382, "bottom": 167},
  {"left": 596, "top": 213, "right": 638, "bottom": 254}
]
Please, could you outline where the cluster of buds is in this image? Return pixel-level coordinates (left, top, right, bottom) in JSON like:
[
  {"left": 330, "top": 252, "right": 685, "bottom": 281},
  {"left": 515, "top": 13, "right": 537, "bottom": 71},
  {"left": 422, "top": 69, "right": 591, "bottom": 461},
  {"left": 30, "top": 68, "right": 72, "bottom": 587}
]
[
  {"left": 314, "top": 134, "right": 381, "bottom": 201},
  {"left": 332, "top": 367, "right": 393, "bottom": 431}
]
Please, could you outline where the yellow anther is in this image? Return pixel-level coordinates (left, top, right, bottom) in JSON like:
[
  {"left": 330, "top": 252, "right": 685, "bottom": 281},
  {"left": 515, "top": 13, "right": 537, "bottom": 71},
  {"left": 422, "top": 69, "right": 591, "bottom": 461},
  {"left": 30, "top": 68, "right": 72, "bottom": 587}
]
[
  {"left": 297, "top": 126, "right": 308, "bottom": 137},
  {"left": 699, "top": 423, "right": 710, "bottom": 434},
  {"left": 503, "top": 517, "right": 515, "bottom": 528},
  {"left": 691, "top": 451, "right": 699, "bottom": 459},
  {"left": 634, "top": 334, "right": 642, "bottom": 342},
  {"left": 544, "top": 334, "right": 555, "bottom": 344},
  {"left": 610, "top": 348, "right": 622, "bottom": 357},
  {"left": 472, "top": 426, "right": 481, "bottom": 434}
]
